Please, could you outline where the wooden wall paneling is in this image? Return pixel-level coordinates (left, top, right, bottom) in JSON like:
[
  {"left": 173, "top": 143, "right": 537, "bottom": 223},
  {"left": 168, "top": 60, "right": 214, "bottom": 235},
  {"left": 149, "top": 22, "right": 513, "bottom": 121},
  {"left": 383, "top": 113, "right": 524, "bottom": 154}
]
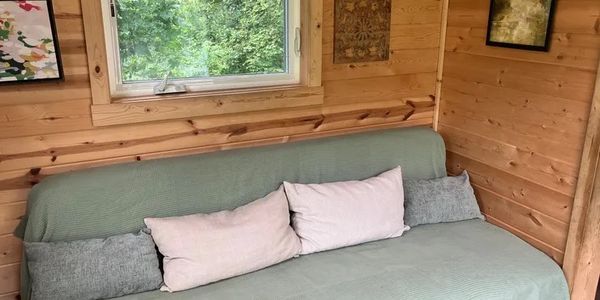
[
  {"left": 0, "top": 99, "right": 434, "bottom": 173},
  {"left": 447, "top": 152, "right": 573, "bottom": 223},
  {"left": 0, "top": 99, "right": 93, "bottom": 139},
  {"left": 563, "top": 58, "right": 600, "bottom": 299},
  {"left": 324, "top": 73, "right": 437, "bottom": 105},
  {"left": 473, "top": 185, "right": 569, "bottom": 251},
  {"left": 440, "top": 125, "right": 579, "bottom": 197},
  {"left": 0, "top": 235, "right": 22, "bottom": 266},
  {"left": 444, "top": 52, "right": 596, "bottom": 103},
  {"left": 485, "top": 214, "right": 565, "bottom": 263},
  {"left": 439, "top": 0, "right": 600, "bottom": 269},
  {"left": 0, "top": 202, "right": 26, "bottom": 236},
  {"left": 0, "top": 263, "right": 19, "bottom": 296},
  {"left": 0, "top": 0, "right": 441, "bottom": 296},
  {"left": 0, "top": 292, "right": 19, "bottom": 300}
]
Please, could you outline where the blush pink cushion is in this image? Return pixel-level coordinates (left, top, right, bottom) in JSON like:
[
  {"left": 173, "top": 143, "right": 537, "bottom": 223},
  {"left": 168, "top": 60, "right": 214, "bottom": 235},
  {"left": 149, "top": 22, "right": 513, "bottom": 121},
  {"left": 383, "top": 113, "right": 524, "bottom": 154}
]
[
  {"left": 284, "top": 166, "right": 408, "bottom": 255},
  {"left": 144, "top": 187, "right": 301, "bottom": 292}
]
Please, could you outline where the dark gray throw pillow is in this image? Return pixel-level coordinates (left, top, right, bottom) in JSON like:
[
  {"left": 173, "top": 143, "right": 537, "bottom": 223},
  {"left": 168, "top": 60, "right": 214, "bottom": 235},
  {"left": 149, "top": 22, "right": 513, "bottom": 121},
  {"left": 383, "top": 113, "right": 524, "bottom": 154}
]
[
  {"left": 404, "top": 171, "right": 484, "bottom": 227},
  {"left": 25, "top": 229, "right": 162, "bottom": 300}
]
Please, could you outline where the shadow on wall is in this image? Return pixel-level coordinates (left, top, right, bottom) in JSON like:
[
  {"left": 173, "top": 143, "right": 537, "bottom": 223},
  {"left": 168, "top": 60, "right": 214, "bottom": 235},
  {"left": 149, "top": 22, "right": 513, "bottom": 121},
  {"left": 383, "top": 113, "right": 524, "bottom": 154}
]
[{"left": 596, "top": 277, "right": 600, "bottom": 300}]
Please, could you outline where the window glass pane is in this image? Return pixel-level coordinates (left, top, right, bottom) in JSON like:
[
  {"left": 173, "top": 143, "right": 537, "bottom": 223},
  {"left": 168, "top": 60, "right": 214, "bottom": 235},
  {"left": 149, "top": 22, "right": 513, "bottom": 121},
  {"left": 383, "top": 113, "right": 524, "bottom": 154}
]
[{"left": 115, "top": 0, "right": 287, "bottom": 83}]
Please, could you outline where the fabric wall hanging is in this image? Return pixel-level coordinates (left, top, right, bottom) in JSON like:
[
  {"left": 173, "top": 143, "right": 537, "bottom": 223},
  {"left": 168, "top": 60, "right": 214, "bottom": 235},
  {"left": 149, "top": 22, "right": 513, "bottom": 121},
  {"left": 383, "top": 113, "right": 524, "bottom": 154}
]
[
  {"left": 334, "top": 0, "right": 392, "bottom": 64},
  {"left": 0, "top": 0, "right": 63, "bottom": 84}
]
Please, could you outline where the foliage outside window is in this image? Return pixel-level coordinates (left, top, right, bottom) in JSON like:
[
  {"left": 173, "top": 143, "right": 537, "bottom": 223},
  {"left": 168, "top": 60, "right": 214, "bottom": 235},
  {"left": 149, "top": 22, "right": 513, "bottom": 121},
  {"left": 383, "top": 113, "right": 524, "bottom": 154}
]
[{"left": 103, "top": 0, "right": 300, "bottom": 97}]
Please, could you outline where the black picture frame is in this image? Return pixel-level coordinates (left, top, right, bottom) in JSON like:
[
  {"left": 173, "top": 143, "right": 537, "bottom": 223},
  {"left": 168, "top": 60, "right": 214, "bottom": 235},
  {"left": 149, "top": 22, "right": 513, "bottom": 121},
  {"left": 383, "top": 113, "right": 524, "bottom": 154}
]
[
  {"left": 0, "top": 0, "right": 64, "bottom": 85},
  {"left": 485, "top": 0, "right": 557, "bottom": 52}
]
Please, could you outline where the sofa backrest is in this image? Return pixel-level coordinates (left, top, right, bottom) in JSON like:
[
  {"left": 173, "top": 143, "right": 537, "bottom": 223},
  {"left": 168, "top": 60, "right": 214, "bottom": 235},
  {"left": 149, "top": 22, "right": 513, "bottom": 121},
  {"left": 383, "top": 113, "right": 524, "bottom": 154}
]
[
  {"left": 19, "top": 127, "right": 445, "bottom": 298},
  {"left": 21, "top": 127, "right": 446, "bottom": 244}
]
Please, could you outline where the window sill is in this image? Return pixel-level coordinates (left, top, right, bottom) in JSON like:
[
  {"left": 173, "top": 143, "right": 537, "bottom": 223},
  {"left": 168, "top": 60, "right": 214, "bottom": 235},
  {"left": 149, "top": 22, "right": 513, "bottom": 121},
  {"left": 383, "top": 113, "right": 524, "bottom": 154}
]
[{"left": 91, "top": 85, "right": 324, "bottom": 127}]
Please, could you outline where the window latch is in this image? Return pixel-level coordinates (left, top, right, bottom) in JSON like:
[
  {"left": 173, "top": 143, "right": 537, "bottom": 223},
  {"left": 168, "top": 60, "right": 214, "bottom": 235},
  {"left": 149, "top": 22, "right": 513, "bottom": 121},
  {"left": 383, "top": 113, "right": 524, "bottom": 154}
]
[
  {"left": 110, "top": 0, "right": 116, "bottom": 17},
  {"left": 294, "top": 27, "right": 301, "bottom": 56},
  {"left": 153, "top": 72, "right": 187, "bottom": 95}
]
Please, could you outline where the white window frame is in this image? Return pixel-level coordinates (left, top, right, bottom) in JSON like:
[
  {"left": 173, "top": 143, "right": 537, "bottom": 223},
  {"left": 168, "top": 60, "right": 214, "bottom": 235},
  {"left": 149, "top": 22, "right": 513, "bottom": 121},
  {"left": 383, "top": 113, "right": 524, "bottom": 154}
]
[{"left": 101, "top": 0, "right": 302, "bottom": 98}]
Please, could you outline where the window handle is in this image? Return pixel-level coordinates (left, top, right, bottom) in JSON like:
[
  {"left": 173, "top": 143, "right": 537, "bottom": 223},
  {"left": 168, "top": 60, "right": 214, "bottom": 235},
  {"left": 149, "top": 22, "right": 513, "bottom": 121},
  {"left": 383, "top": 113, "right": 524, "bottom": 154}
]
[
  {"left": 153, "top": 72, "right": 186, "bottom": 95},
  {"left": 110, "top": 0, "right": 116, "bottom": 17},
  {"left": 156, "top": 72, "right": 171, "bottom": 93},
  {"left": 294, "top": 27, "right": 301, "bottom": 56}
]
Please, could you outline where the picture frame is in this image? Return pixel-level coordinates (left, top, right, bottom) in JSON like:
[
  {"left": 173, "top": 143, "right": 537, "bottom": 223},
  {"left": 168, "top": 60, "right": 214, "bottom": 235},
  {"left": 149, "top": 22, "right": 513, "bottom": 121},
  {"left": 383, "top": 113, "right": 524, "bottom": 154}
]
[
  {"left": 0, "top": 0, "right": 64, "bottom": 85},
  {"left": 485, "top": 0, "right": 557, "bottom": 52},
  {"left": 333, "top": 0, "right": 392, "bottom": 64}
]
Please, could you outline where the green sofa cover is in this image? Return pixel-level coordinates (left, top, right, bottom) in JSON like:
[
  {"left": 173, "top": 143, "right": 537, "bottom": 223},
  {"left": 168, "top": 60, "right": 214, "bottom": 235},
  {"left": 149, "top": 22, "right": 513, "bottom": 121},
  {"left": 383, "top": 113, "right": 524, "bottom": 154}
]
[{"left": 18, "top": 127, "right": 568, "bottom": 300}]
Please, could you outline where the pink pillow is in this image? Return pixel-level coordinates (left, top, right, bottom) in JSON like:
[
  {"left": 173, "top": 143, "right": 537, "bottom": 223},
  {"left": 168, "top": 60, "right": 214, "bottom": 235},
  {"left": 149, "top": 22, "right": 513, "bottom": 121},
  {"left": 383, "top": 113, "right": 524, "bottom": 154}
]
[
  {"left": 144, "top": 187, "right": 301, "bottom": 292},
  {"left": 284, "top": 166, "right": 408, "bottom": 255}
]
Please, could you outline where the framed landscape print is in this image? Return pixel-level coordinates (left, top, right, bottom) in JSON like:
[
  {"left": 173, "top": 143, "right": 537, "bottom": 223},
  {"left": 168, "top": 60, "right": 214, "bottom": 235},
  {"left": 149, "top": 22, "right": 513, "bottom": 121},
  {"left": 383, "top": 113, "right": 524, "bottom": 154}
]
[
  {"left": 0, "top": 0, "right": 63, "bottom": 84},
  {"left": 486, "top": 0, "right": 556, "bottom": 51}
]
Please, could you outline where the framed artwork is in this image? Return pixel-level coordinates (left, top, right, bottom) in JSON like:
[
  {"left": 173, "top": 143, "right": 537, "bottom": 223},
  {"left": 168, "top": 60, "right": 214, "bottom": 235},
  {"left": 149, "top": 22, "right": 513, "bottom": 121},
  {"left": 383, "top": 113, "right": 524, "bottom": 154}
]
[
  {"left": 486, "top": 0, "right": 556, "bottom": 51},
  {"left": 334, "top": 0, "right": 392, "bottom": 64},
  {"left": 0, "top": 0, "right": 63, "bottom": 84}
]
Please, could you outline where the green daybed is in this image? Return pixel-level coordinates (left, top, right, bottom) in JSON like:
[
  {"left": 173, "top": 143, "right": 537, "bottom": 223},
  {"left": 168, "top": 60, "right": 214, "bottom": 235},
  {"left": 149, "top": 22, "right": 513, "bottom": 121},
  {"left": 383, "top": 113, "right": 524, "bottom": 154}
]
[{"left": 18, "top": 127, "right": 569, "bottom": 300}]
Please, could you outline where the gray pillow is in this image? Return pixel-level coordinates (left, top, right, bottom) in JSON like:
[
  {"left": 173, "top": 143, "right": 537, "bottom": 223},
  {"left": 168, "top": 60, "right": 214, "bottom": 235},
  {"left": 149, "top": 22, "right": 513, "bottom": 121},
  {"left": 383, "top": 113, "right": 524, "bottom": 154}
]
[
  {"left": 404, "top": 171, "right": 484, "bottom": 227},
  {"left": 25, "top": 230, "right": 162, "bottom": 300}
]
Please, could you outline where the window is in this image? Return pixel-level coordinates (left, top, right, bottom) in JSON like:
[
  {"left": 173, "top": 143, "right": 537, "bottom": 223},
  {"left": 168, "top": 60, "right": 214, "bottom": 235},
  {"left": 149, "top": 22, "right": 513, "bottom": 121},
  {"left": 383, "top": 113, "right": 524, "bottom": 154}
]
[{"left": 102, "top": 0, "right": 301, "bottom": 98}]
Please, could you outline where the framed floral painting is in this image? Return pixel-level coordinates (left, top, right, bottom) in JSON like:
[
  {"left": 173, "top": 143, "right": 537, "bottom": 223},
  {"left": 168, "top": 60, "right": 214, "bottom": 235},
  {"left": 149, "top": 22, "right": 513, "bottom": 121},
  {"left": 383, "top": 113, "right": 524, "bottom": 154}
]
[
  {"left": 0, "top": 0, "right": 63, "bottom": 84},
  {"left": 486, "top": 0, "right": 556, "bottom": 51}
]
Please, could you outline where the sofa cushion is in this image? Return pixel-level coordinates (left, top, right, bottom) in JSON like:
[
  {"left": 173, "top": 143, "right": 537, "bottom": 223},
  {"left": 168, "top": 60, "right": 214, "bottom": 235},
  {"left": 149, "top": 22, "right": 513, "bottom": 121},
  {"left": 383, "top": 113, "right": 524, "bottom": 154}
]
[
  {"left": 114, "top": 220, "right": 569, "bottom": 300},
  {"left": 24, "top": 230, "right": 162, "bottom": 300},
  {"left": 404, "top": 171, "right": 484, "bottom": 227},
  {"left": 145, "top": 187, "right": 301, "bottom": 292},
  {"left": 284, "top": 166, "right": 408, "bottom": 255}
]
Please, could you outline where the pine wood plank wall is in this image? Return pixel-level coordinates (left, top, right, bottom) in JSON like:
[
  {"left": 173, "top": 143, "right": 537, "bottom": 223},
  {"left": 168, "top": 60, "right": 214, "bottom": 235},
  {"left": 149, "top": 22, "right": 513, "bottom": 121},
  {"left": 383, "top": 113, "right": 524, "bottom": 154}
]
[
  {"left": 439, "top": 0, "right": 600, "bottom": 264},
  {"left": 0, "top": 0, "right": 442, "bottom": 297}
]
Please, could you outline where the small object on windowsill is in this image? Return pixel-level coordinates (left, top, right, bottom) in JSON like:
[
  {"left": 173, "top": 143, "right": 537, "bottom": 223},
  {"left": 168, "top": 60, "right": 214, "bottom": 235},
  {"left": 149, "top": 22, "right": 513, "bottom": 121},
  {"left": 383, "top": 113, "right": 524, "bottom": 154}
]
[{"left": 154, "top": 72, "right": 187, "bottom": 96}]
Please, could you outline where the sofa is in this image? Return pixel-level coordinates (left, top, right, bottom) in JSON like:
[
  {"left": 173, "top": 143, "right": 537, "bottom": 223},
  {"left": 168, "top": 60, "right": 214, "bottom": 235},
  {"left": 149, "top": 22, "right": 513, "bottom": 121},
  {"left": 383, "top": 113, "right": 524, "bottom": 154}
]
[{"left": 18, "top": 127, "right": 569, "bottom": 300}]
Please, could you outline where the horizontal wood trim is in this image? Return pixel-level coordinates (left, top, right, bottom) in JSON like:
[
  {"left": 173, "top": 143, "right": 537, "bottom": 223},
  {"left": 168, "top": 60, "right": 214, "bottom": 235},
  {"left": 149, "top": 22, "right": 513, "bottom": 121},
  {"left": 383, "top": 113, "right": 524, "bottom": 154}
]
[
  {"left": 0, "top": 117, "right": 433, "bottom": 192},
  {"left": 91, "top": 86, "right": 325, "bottom": 127},
  {"left": 447, "top": 151, "right": 573, "bottom": 223},
  {"left": 0, "top": 99, "right": 434, "bottom": 181}
]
